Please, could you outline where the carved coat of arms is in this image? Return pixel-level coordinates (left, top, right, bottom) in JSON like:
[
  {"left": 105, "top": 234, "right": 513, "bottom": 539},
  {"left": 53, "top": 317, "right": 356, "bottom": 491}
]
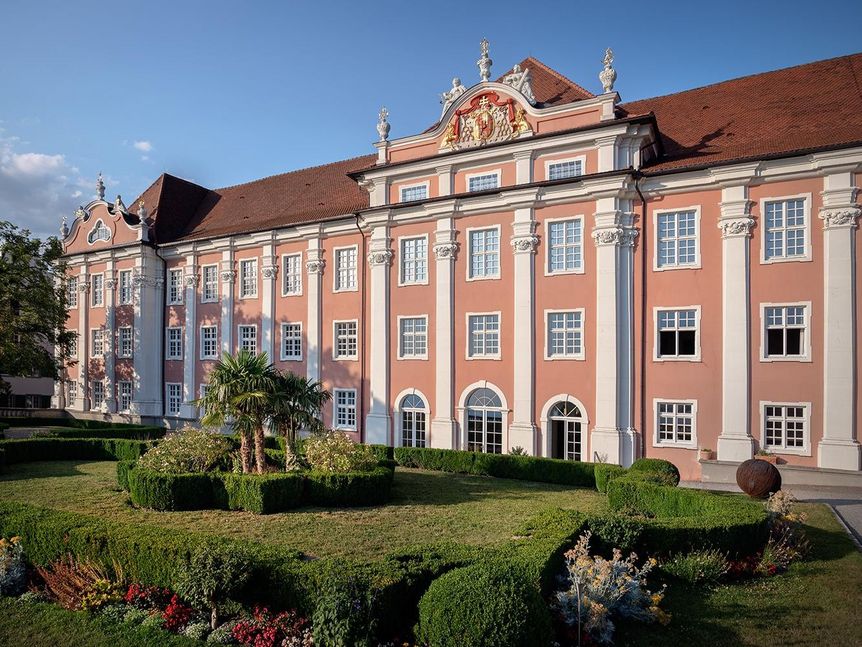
[{"left": 441, "top": 92, "right": 532, "bottom": 151}]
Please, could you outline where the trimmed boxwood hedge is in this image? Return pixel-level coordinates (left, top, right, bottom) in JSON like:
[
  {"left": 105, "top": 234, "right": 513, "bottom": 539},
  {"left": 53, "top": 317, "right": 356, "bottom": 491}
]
[
  {"left": 594, "top": 463, "right": 627, "bottom": 493},
  {"left": 44, "top": 426, "right": 166, "bottom": 440},
  {"left": 304, "top": 467, "right": 395, "bottom": 507},
  {"left": 629, "top": 457, "right": 681, "bottom": 486},
  {"left": 0, "top": 438, "right": 153, "bottom": 463},
  {"left": 0, "top": 417, "right": 151, "bottom": 429}
]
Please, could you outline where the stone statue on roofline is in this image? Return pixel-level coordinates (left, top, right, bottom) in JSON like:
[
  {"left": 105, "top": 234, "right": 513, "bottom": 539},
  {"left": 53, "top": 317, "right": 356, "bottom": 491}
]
[
  {"left": 440, "top": 77, "right": 467, "bottom": 116},
  {"left": 502, "top": 63, "right": 536, "bottom": 105},
  {"left": 600, "top": 48, "right": 617, "bottom": 93}
]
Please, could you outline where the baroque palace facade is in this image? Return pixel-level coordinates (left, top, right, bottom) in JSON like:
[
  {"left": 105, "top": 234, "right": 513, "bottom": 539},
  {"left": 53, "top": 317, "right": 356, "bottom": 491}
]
[{"left": 56, "top": 44, "right": 862, "bottom": 479}]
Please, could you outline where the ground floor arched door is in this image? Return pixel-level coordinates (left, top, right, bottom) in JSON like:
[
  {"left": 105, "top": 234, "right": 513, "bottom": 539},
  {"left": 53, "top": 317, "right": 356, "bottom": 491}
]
[{"left": 548, "top": 400, "right": 585, "bottom": 461}]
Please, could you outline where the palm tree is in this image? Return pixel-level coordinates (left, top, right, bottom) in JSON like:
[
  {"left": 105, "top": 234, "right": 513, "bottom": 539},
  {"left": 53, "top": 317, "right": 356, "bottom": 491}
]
[
  {"left": 196, "top": 350, "right": 276, "bottom": 474},
  {"left": 267, "top": 370, "right": 331, "bottom": 471}
]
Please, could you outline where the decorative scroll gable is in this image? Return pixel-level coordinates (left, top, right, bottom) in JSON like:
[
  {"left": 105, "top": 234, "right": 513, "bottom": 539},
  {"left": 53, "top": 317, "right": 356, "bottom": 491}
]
[{"left": 440, "top": 92, "right": 532, "bottom": 151}]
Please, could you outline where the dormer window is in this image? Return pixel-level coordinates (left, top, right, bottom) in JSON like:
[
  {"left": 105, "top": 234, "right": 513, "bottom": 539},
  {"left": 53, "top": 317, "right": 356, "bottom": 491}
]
[{"left": 88, "top": 220, "right": 111, "bottom": 244}]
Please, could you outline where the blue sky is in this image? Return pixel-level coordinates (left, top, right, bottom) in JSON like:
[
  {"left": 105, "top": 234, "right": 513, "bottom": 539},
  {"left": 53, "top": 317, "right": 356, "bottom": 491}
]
[{"left": 2, "top": 0, "right": 860, "bottom": 239}]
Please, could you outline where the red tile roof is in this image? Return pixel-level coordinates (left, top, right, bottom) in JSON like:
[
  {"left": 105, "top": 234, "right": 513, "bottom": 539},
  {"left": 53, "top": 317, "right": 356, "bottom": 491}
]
[
  {"left": 501, "top": 57, "right": 595, "bottom": 106},
  {"left": 620, "top": 52, "right": 862, "bottom": 172}
]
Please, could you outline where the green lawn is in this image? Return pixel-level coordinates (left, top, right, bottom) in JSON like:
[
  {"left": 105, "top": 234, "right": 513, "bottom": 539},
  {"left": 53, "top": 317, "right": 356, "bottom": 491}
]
[{"left": 0, "top": 460, "right": 607, "bottom": 559}]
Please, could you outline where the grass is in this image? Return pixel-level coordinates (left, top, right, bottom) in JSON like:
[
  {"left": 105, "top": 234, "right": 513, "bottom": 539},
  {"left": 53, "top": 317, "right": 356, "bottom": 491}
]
[{"left": 0, "top": 460, "right": 607, "bottom": 559}]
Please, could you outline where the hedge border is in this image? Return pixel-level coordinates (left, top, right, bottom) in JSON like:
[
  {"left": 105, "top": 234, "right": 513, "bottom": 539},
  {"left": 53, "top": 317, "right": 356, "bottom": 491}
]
[{"left": 0, "top": 438, "right": 154, "bottom": 464}]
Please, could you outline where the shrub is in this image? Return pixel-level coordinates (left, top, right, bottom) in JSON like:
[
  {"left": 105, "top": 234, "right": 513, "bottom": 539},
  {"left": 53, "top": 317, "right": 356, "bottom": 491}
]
[
  {"left": 128, "top": 469, "right": 214, "bottom": 511},
  {"left": 207, "top": 621, "right": 239, "bottom": 644},
  {"left": 183, "top": 621, "right": 212, "bottom": 641},
  {"left": 415, "top": 561, "right": 553, "bottom": 647},
  {"left": 0, "top": 536, "right": 26, "bottom": 596},
  {"left": 45, "top": 426, "right": 166, "bottom": 440},
  {"left": 662, "top": 549, "right": 729, "bottom": 585},
  {"left": 585, "top": 515, "right": 644, "bottom": 554},
  {"left": 122, "top": 607, "right": 150, "bottom": 625},
  {"left": 629, "top": 458, "right": 680, "bottom": 486},
  {"left": 304, "top": 431, "right": 378, "bottom": 473},
  {"left": 233, "top": 606, "right": 312, "bottom": 647},
  {"left": 176, "top": 542, "right": 252, "bottom": 629},
  {"left": 0, "top": 438, "right": 152, "bottom": 463},
  {"left": 99, "top": 602, "right": 130, "bottom": 624},
  {"left": 162, "top": 593, "right": 194, "bottom": 632},
  {"left": 36, "top": 556, "right": 123, "bottom": 611},
  {"left": 116, "top": 460, "right": 136, "bottom": 491},
  {"left": 368, "top": 444, "right": 394, "bottom": 462},
  {"left": 312, "top": 561, "right": 378, "bottom": 647},
  {"left": 213, "top": 473, "right": 305, "bottom": 514},
  {"left": 303, "top": 466, "right": 394, "bottom": 507},
  {"left": 594, "top": 463, "right": 627, "bottom": 493},
  {"left": 138, "top": 427, "right": 231, "bottom": 473}
]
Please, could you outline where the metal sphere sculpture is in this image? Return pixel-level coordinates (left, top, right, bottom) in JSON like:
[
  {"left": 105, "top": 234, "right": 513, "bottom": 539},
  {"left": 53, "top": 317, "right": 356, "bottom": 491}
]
[{"left": 736, "top": 459, "right": 782, "bottom": 499}]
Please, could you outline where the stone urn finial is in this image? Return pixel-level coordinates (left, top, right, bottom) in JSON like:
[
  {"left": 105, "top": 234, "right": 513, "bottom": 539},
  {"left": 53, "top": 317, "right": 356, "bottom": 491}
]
[{"left": 600, "top": 47, "right": 617, "bottom": 93}]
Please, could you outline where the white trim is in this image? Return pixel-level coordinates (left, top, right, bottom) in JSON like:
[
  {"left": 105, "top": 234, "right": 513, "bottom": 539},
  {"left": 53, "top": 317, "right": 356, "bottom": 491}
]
[
  {"left": 652, "top": 398, "right": 698, "bottom": 449},
  {"left": 759, "top": 400, "right": 812, "bottom": 456},
  {"left": 90, "top": 272, "right": 105, "bottom": 308},
  {"left": 653, "top": 305, "right": 702, "bottom": 362},
  {"left": 279, "top": 321, "right": 304, "bottom": 361},
  {"left": 393, "top": 387, "right": 431, "bottom": 447},
  {"left": 544, "top": 215, "right": 585, "bottom": 276},
  {"left": 238, "top": 257, "right": 259, "bottom": 299},
  {"left": 398, "top": 180, "right": 431, "bottom": 203},
  {"left": 544, "top": 155, "right": 587, "bottom": 181},
  {"left": 117, "top": 269, "right": 134, "bottom": 305},
  {"left": 200, "top": 264, "right": 220, "bottom": 303},
  {"left": 116, "top": 326, "right": 133, "bottom": 358},
  {"left": 166, "top": 326, "right": 184, "bottom": 360},
  {"left": 165, "top": 382, "right": 183, "bottom": 417},
  {"left": 332, "top": 387, "right": 358, "bottom": 431},
  {"left": 543, "top": 308, "right": 586, "bottom": 360},
  {"left": 759, "top": 193, "right": 813, "bottom": 264},
  {"left": 539, "top": 394, "right": 590, "bottom": 459},
  {"left": 397, "top": 234, "right": 430, "bottom": 286},
  {"left": 652, "top": 205, "right": 702, "bottom": 271},
  {"left": 396, "top": 314, "right": 430, "bottom": 360},
  {"left": 90, "top": 327, "right": 105, "bottom": 358},
  {"left": 86, "top": 218, "right": 112, "bottom": 245},
  {"left": 167, "top": 267, "right": 184, "bottom": 305},
  {"left": 199, "top": 324, "right": 219, "bottom": 360},
  {"left": 465, "top": 168, "right": 502, "bottom": 193},
  {"left": 280, "top": 252, "right": 304, "bottom": 297},
  {"left": 759, "top": 301, "right": 813, "bottom": 362},
  {"left": 332, "top": 319, "right": 359, "bottom": 361},
  {"left": 465, "top": 224, "right": 502, "bottom": 281},
  {"left": 465, "top": 311, "right": 502, "bottom": 360},
  {"left": 237, "top": 323, "right": 258, "bottom": 354},
  {"left": 332, "top": 244, "right": 360, "bottom": 293},
  {"left": 456, "top": 380, "right": 510, "bottom": 453}
]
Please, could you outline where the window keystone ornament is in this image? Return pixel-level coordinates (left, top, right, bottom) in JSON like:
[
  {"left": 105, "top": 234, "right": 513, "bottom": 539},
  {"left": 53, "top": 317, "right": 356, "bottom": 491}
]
[
  {"left": 511, "top": 234, "right": 539, "bottom": 254},
  {"left": 592, "top": 227, "right": 638, "bottom": 247},
  {"left": 717, "top": 217, "right": 755, "bottom": 238},
  {"left": 367, "top": 249, "right": 393, "bottom": 266},
  {"left": 819, "top": 207, "right": 860, "bottom": 229},
  {"left": 433, "top": 241, "right": 459, "bottom": 260},
  {"left": 305, "top": 259, "right": 325, "bottom": 275}
]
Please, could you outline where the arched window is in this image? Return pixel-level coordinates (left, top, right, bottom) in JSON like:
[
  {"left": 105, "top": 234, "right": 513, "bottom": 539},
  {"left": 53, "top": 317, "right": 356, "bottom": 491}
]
[
  {"left": 466, "top": 388, "right": 503, "bottom": 454},
  {"left": 88, "top": 220, "right": 111, "bottom": 244},
  {"left": 400, "top": 393, "right": 427, "bottom": 448},
  {"left": 548, "top": 400, "right": 584, "bottom": 461}
]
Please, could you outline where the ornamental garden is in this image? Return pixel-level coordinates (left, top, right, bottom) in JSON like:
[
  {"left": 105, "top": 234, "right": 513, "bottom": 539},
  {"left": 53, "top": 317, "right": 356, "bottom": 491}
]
[{"left": 0, "top": 352, "right": 860, "bottom": 646}]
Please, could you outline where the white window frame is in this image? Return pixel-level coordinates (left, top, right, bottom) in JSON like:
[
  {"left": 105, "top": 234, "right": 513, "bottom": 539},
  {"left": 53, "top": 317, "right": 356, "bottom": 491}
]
[
  {"left": 399, "top": 181, "right": 430, "bottom": 203},
  {"left": 652, "top": 399, "right": 698, "bottom": 449},
  {"left": 332, "top": 319, "right": 359, "bottom": 360},
  {"left": 653, "top": 306, "right": 701, "bottom": 362},
  {"left": 281, "top": 253, "right": 303, "bottom": 297},
  {"left": 87, "top": 219, "right": 111, "bottom": 245},
  {"left": 333, "top": 244, "right": 359, "bottom": 293},
  {"left": 66, "top": 277, "right": 79, "bottom": 308},
  {"left": 91, "top": 273, "right": 104, "bottom": 307},
  {"left": 544, "top": 308, "right": 586, "bottom": 360},
  {"left": 544, "top": 216, "right": 585, "bottom": 276},
  {"left": 759, "top": 401, "right": 811, "bottom": 456},
  {"left": 117, "top": 270, "right": 133, "bottom": 305},
  {"left": 398, "top": 234, "right": 430, "bottom": 286},
  {"left": 759, "top": 301, "right": 812, "bottom": 362},
  {"left": 466, "top": 225, "right": 502, "bottom": 281},
  {"left": 544, "top": 155, "right": 586, "bottom": 181},
  {"left": 332, "top": 388, "right": 357, "bottom": 431},
  {"left": 90, "top": 328, "right": 104, "bottom": 358},
  {"left": 166, "top": 383, "right": 183, "bottom": 417},
  {"left": 653, "top": 206, "right": 702, "bottom": 271},
  {"left": 117, "top": 381, "right": 133, "bottom": 412},
  {"left": 238, "top": 324, "right": 258, "bottom": 354},
  {"left": 466, "top": 311, "right": 502, "bottom": 360},
  {"left": 201, "top": 264, "right": 219, "bottom": 303},
  {"left": 280, "top": 322, "right": 303, "bottom": 361},
  {"left": 91, "top": 381, "right": 105, "bottom": 411},
  {"left": 759, "top": 193, "right": 813, "bottom": 264},
  {"left": 166, "top": 326, "right": 184, "bottom": 360},
  {"left": 239, "top": 258, "right": 259, "bottom": 299},
  {"left": 167, "top": 268, "right": 184, "bottom": 305},
  {"left": 397, "top": 315, "right": 429, "bottom": 360},
  {"left": 199, "top": 384, "right": 210, "bottom": 400},
  {"left": 117, "top": 326, "right": 133, "bottom": 358},
  {"left": 465, "top": 169, "right": 501, "bottom": 193},
  {"left": 200, "top": 325, "right": 219, "bottom": 360}
]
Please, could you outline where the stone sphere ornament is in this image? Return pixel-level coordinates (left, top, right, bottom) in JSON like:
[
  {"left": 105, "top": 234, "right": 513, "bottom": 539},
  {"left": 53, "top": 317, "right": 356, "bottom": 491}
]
[{"left": 736, "top": 459, "right": 782, "bottom": 499}]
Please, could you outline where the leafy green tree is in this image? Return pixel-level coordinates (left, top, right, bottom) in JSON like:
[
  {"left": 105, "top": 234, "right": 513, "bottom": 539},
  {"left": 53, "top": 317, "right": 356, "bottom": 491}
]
[
  {"left": 267, "top": 371, "right": 330, "bottom": 471},
  {"left": 0, "top": 221, "right": 75, "bottom": 398},
  {"left": 175, "top": 542, "right": 251, "bottom": 629},
  {"left": 196, "top": 350, "right": 276, "bottom": 473}
]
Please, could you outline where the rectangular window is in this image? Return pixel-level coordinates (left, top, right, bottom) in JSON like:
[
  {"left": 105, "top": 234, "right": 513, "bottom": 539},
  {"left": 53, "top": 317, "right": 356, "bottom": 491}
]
[
  {"left": 168, "top": 268, "right": 183, "bottom": 304},
  {"left": 334, "top": 321, "right": 358, "bottom": 359},
  {"left": 547, "top": 219, "right": 582, "bottom": 273},
  {"left": 657, "top": 309, "right": 698, "bottom": 359},
  {"left": 467, "top": 172, "right": 499, "bottom": 192},
  {"left": 468, "top": 314, "right": 500, "bottom": 358},
  {"left": 764, "top": 404, "right": 807, "bottom": 452},
  {"left": 118, "top": 270, "right": 133, "bottom": 304},
  {"left": 167, "top": 327, "right": 183, "bottom": 359},
  {"left": 67, "top": 277, "right": 78, "bottom": 308},
  {"left": 764, "top": 305, "right": 807, "bottom": 359},
  {"left": 469, "top": 228, "right": 500, "bottom": 279},
  {"left": 91, "top": 274, "right": 104, "bottom": 307},
  {"left": 238, "top": 325, "right": 257, "bottom": 354},
  {"left": 91, "top": 381, "right": 104, "bottom": 410},
  {"left": 281, "top": 322, "right": 302, "bottom": 360},
  {"left": 200, "top": 326, "right": 219, "bottom": 360},
  {"left": 282, "top": 254, "right": 303, "bottom": 296},
  {"left": 547, "top": 159, "right": 583, "bottom": 181},
  {"left": 656, "top": 401, "right": 695, "bottom": 445},
  {"left": 400, "top": 184, "right": 428, "bottom": 202},
  {"left": 334, "top": 388, "right": 357, "bottom": 430},
  {"left": 69, "top": 330, "right": 78, "bottom": 359},
  {"left": 68, "top": 381, "right": 77, "bottom": 403},
  {"left": 399, "top": 317, "right": 428, "bottom": 358},
  {"left": 239, "top": 259, "right": 258, "bottom": 298},
  {"left": 91, "top": 329, "right": 104, "bottom": 357},
  {"left": 202, "top": 265, "right": 219, "bottom": 302},
  {"left": 199, "top": 384, "right": 210, "bottom": 400},
  {"left": 118, "top": 381, "right": 132, "bottom": 412},
  {"left": 117, "top": 327, "right": 133, "bottom": 358},
  {"left": 765, "top": 198, "right": 807, "bottom": 260},
  {"left": 400, "top": 237, "right": 428, "bottom": 285},
  {"left": 334, "top": 247, "right": 358, "bottom": 291},
  {"left": 166, "top": 383, "right": 182, "bottom": 416},
  {"left": 547, "top": 311, "right": 583, "bottom": 358},
  {"left": 657, "top": 210, "right": 698, "bottom": 268}
]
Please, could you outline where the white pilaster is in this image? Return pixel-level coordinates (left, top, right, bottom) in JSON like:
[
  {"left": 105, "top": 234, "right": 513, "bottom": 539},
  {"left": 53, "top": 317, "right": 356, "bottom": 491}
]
[
  {"left": 509, "top": 207, "right": 538, "bottom": 454},
  {"left": 513, "top": 151, "right": 534, "bottom": 185},
  {"left": 305, "top": 237, "right": 324, "bottom": 383},
  {"left": 131, "top": 248, "right": 164, "bottom": 417},
  {"left": 366, "top": 226, "right": 392, "bottom": 444},
  {"left": 436, "top": 165, "right": 453, "bottom": 197},
  {"left": 75, "top": 265, "right": 90, "bottom": 411},
  {"left": 717, "top": 186, "right": 756, "bottom": 461},
  {"left": 220, "top": 249, "right": 235, "bottom": 356},
  {"left": 261, "top": 244, "right": 277, "bottom": 362},
  {"left": 818, "top": 172, "right": 861, "bottom": 470},
  {"left": 102, "top": 261, "right": 117, "bottom": 413},
  {"left": 430, "top": 218, "right": 458, "bottom": 449},
  {"left": 180, "top": 255, "right": 198, "bottom": 419},
  {"left": 596, "top": 135, "right": 618, "bottom": 173}
]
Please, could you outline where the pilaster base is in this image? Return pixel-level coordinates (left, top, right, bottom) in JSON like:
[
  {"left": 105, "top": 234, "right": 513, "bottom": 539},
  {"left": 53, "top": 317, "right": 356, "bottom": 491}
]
[
  {"left": 103, "top": 398, "right": 117, "bottom": 415},
  {"left": 74, "top": 396, "right": 89, "bottom": 411},
  {"left": 430, "top": 418, "right": 457, "bottom": 450},
  {"left": 179, "top": 404, "right": 198, "bottom": 420},
  {"left": 131, "top": 400, "right": 164, "bottom": 417},
  {"left": 818, "top": 439, "right": 862, "bottom": 471},
  {"left": 717, "top": 435, "right": 754, "bottom": 462},
  {"left": 508, "top": 423, "right": 537, "bottom": 455},
  {"left": 590, "top": 427, "right": 622, "bottom": 465},
  {"left": 365, "top": 413, "right": 391, "bottom": 446},
  {"left": 620, "top": 427, "right": 639, "bottom": 467}
]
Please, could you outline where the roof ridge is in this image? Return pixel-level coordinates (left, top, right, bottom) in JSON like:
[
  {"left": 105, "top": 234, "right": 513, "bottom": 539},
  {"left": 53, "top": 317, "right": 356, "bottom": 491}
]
[
  {"left": 520, "top": 56, "right": 595, "bottom": 99},
  {"left": 622, "top": 51, "right": 862, "bottom": 106},
  {"left": 214, "top": 152, "right": 376, "bottom": 192}
]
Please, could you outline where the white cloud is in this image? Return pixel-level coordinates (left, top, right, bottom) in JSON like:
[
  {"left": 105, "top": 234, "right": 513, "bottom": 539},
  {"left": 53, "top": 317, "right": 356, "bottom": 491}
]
[{"left": 133, "top": 140, "right": 152, "bottom": 153}]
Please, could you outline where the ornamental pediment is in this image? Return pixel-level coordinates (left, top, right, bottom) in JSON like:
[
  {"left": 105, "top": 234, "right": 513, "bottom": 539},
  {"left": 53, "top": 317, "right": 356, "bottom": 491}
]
[{"left": 440, "top": 91, "right": 532, "bottom": 151}]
